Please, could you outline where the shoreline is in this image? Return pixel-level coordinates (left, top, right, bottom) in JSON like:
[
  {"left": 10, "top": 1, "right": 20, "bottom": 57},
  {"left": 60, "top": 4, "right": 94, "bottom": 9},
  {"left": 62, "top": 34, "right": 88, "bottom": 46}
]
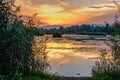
[{"left": 58, "top": 76, "right": 90, "bottom": 80}]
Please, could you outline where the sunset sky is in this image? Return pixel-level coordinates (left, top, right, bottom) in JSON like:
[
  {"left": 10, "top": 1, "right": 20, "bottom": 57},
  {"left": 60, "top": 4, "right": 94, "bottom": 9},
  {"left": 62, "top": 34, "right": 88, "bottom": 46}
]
[{"left": 16, "top": 0, "right": 119, "bottom": 26}]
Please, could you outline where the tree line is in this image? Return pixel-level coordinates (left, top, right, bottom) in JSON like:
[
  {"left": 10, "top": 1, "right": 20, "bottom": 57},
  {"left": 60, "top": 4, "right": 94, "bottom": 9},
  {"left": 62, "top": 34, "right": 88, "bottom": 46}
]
[{"left": 39, "top": 24, "right": 114, "bottom": 35}]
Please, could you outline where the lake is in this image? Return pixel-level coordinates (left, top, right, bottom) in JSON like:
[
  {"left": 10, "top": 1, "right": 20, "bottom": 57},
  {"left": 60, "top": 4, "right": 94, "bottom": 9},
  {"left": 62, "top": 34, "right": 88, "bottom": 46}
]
[{"left": 44, "top": 34, "right": 111, "bottom": 77}]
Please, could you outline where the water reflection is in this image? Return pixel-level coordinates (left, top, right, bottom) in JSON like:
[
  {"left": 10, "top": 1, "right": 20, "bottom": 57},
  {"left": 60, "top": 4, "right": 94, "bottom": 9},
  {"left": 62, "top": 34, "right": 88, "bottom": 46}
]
[{"left": 45, "top": 35, "right": 110, "bottom": 77}]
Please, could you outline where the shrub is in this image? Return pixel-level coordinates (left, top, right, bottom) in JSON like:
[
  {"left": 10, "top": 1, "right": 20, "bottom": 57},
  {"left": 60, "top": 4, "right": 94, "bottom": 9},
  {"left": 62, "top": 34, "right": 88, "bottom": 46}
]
[
  {"left": 30, "top": 37, "right": 50, "bottom": 74},
  {"left": 52, "top": 33, "right": 62, "bottom": 38},
  {"left": 30, "top": 27, "right": 44, "bottom": 36},
  {"left": 0, "top": 70, "right": 23, "bottom": 80},
  {"left": 0, "top": 0, "right": 32, "bottom": 75},
  {"left": 91, "top": 2, "right": 120, "bottom": 80},
  {"left": 0, "top": 0, "right": 49, "bottom": 78},
  {"left": 91, "top": 14, "right": 120, "bottom": 80}
]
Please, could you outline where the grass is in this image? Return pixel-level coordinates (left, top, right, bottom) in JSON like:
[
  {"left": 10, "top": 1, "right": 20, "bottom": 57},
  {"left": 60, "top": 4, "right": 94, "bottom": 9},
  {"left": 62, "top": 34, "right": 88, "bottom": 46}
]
[{"left": 23, "top": 73, "right": 58, "bottom": 80}]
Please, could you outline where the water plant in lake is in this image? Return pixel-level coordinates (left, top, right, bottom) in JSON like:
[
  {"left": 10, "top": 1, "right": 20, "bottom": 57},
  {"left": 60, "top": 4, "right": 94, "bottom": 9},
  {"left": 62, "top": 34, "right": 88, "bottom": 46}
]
[{"left": 52, "top": 33, "right": 62, "bottom": 38}]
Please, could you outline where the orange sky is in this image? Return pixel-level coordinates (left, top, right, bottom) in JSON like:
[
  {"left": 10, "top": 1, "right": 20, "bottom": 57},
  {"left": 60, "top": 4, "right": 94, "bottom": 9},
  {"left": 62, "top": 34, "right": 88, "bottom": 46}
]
[{"left": 15, "top": 0, "right": 118, "bottom": 26}]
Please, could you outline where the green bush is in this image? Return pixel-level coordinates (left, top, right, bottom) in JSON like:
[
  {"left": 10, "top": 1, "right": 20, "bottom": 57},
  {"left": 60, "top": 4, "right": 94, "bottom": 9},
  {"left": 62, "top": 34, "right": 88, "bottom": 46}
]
[
  {"left": 91, "top": 61, "right": 120, "bottom": 80},
  {"left": 30, "top": 37, "right": 50, "bottom": 74},
  {"left": 52, "top": 33, "right": 62, "bottom": 38},
  {"left": 0, "top": 0, "right": 49, "bottom": 79},
  {"left": 91, "top": 19, "right": 120, "bottom": 80},
  {"left": 30, "top": 27, "right": 44, "bottom": 36},
  {"left": 91, "top": 2, "right": 120, "bottom": 80},
  {"left": 0, "top": 70, "right": 23, "bottom": 80},
  {"left": 0, "top": 0, "right": 31, "bottom": 75}
]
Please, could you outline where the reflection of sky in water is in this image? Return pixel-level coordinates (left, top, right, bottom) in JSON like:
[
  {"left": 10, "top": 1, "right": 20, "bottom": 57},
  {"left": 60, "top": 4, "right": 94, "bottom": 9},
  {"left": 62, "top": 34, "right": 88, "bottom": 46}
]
[{"left": 46, "top": 35, "right": 110, "bottom": 77}]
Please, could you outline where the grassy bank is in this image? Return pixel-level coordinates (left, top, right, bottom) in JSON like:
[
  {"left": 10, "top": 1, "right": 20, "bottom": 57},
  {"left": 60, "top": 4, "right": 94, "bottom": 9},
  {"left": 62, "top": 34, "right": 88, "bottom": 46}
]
[
  {"left": 23, "top": 73, "right": 58, "bottom": 80},
  {"left": 58, "top": 76, "right": 90, "bottom": 80}
]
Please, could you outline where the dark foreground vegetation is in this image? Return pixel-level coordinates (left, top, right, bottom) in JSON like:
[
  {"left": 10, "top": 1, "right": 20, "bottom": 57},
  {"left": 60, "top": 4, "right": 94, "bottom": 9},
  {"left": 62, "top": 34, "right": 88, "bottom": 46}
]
[
  {"left": 0, "top": 0, "right": 120, "bottom": 80},
  {"left": 91, "top": 1, "right": 120, "bottom": 80},
  {"left": 0, "top": 0, "right": 56, "bottom": 80},
  {"left": 91, "top": 24, "right": 120, "bottom": 80}
]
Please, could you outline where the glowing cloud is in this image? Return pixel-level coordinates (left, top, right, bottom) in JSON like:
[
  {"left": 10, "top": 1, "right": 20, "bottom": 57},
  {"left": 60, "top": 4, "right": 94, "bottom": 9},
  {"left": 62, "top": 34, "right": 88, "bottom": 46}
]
[
  {"left": 39, "top": 5, "right": 64, "bottom": 13},
  {"left": 37, "top": 5, "right": 76, "bottom": 25},
  {"left": 57, "top": 0, "right": 70, "bottom": 6},
  {"left": 88, "top": 4, "right": 115, "bottom": 9},
  {"left": 15, "top": 0, "right": 117, "bottom": 26}
]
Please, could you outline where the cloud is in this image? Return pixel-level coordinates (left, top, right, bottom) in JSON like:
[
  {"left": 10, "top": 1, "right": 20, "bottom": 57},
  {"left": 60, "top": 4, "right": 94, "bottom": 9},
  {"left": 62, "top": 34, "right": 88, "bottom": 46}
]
[
  {"left": 88, "top": 6, "right": 103, "bottom": 9},
  {"left": 30, "top": 0, "right": 58, "bottom": 5},
  {"left": 57, "top": 0, "right": 70, "bottom": 6},
  {"left": 57, "top": 59, "right": 70, "bottom": 66},
  {"left": 15, "top": 0, "right": 116, "bottom": 26},
  {"left": 86, "top": 11, "right": 115, "bottom": 24},
  {"left": 104, "top": 5, "right": 116, "bottom": 8},
  {"left": 36, "top": 5, "right": 77, "bottom": 25},
  {"left": 39, "top": 5, "right": 64, "bottom": 13},
  {"left": 88, "top": 4, "right": 115, "bottom": 9}
]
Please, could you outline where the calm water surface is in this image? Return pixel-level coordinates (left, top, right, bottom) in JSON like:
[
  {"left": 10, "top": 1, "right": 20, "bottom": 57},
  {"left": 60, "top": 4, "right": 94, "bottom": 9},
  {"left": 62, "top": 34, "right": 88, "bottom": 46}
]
[{"left": 45, "top": 34, "right": 110, "bottom": 77}]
